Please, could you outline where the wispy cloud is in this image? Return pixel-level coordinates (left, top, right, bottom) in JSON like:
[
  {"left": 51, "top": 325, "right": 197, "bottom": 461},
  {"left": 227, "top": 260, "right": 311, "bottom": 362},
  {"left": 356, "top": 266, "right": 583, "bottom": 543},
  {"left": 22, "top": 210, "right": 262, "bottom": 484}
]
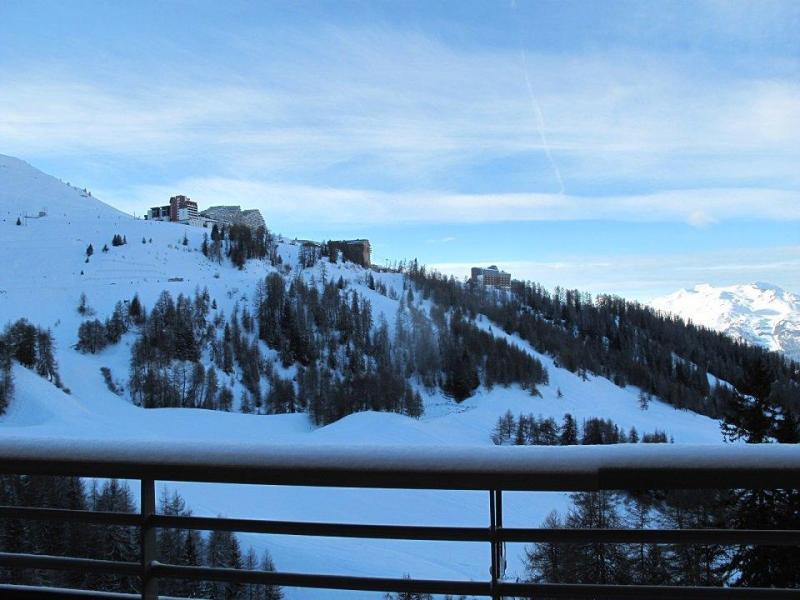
[
  {"left": 100, "top": 178, "right": 800, "bottom": 229},
  {"left": 1, "top": 27, "right": 798, "bottom": 191}
]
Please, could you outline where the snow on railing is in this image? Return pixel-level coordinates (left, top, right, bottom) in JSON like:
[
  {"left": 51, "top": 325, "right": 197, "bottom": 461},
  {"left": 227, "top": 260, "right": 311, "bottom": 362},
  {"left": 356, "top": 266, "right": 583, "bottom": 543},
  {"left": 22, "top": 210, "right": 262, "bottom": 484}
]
[
  {"left": 1, "top": 437, "right": 799, "bottom": 489},
  {"left": 1, "top": 439, "right": 799, "bottom": 599}
]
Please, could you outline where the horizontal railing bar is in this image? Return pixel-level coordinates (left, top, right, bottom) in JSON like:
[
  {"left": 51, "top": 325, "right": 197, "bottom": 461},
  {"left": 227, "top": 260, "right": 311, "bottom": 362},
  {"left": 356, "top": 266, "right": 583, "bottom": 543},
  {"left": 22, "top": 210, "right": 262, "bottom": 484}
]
[
  {"left": 598, "top": 467, "right": 800, "bottom": 492},
  {"left": 0, "top": 505, "right": 142, "bottom": 527},
  {"left": 0, "top": 584, "right": 197, "bottom": 600},
  {"left": 2, "top": 441, "right": 799, "bottom": 490},
  {"left": 0, "top": 584, "right": 139, "bottom": 599},
  {"left": 499, "top": 527, "right": 800, "bottom": 545},
  {"left": 150, "top": 562, "right": 492, "bottom": 596},
  {"left": 2, "top": 505, "right": 797, "bottom": 544},
  {"left": 5, "top": 506, "right": 793, "bottom": 547},
  {"left": 499, "top": 581, "right": 800, "bottom": 599},
  {"left": 3, "top": 501, "right": 797, "bottom": 546},
  {"left": 152, "top": 514, "right": 489, "bottom": 541},
  {"left": 2, "top": 507, "right": 796, "bottom": 546},
  {"left": 150, "top": 563, "right": 800, "bottom": 599},
  {"left": 154, "top": 515, "right": 800, "bottom": 546},
  {"left": 0, "top": 552, "right": 140, "bottom": 576}
]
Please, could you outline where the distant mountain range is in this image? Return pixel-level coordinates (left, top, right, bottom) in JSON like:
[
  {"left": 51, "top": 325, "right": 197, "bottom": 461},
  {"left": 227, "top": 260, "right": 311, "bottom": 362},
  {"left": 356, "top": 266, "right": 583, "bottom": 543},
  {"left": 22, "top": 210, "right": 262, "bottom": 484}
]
[{"left": 651, "top": 282, "right": 800, "bottom": 363}]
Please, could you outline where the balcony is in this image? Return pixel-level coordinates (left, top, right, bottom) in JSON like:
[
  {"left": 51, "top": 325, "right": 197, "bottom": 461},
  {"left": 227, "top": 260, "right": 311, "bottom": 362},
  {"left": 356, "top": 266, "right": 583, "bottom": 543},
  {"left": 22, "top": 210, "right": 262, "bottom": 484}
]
[{"left": 1, "top": 439, "right": 799, "bottom": 599}]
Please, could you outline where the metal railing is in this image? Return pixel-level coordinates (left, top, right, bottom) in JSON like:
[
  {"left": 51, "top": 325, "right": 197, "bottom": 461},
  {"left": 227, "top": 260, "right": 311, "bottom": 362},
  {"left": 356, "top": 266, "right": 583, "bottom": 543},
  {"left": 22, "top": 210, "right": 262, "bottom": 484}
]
[{"left": 0, "top": 439, "right": 799, "bottom": 599}]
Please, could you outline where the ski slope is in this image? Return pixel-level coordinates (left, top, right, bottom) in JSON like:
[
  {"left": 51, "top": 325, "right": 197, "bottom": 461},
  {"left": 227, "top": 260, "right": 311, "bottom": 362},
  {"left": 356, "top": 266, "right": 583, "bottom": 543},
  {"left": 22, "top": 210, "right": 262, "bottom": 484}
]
[{"left": 0, "top": 154, "right": 728, "bottom": 598}]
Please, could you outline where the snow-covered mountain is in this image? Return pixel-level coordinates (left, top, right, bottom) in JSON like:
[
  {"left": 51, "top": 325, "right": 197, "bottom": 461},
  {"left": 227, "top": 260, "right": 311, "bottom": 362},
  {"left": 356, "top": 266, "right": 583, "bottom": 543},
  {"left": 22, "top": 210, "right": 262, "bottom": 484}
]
[
  {"left": 0, "top": 154, "right": 740, "bottom": 598},
  {"left": 651, "top": 282, "right": 800, "bottom": 363}
]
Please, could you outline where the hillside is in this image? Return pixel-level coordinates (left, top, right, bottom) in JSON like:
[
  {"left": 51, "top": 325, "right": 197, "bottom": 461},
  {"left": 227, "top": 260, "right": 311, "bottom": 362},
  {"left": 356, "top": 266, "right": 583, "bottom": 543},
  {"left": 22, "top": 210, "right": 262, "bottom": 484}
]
[
  {"left": 652, "top": 282, "right": 800, "bottom": 362},
  {"left": 0, "top": 154, "right": 796, "bottom": 598}
]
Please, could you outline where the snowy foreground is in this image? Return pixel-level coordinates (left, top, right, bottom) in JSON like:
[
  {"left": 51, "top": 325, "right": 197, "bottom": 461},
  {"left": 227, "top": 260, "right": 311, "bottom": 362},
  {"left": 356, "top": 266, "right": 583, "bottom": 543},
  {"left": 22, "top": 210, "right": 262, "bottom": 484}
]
[
  {"left": 0, "top": 366, "right": 726, "bottom": 598},
  {"left": 0, "top": 154, "right": 730, "bottom": 598}
]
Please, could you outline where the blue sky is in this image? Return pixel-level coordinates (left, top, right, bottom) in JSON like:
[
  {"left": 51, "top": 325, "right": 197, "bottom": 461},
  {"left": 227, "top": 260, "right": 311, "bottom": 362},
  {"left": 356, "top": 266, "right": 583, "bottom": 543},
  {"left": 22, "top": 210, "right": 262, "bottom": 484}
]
[{"left": 1, "top": 0, "right": 798, "bottom": 299}]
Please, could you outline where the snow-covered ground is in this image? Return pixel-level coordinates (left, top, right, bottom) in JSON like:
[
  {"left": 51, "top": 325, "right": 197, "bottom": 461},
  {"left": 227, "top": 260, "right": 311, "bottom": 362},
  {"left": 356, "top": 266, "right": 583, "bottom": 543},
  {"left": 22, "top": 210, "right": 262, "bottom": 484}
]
[
  {"left": 652, "top": 282, "right": 800, "bottom": 362},
  {"left": 0, "top": 154, "right": 730, "bottom": 598}
]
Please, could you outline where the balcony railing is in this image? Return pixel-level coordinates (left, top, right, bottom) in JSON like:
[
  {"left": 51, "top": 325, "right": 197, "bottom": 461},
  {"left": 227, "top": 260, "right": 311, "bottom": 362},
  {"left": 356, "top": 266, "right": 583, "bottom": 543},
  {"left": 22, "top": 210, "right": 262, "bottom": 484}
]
[{"left": 0, "top": 438, "right": 799, "bottom": 599}]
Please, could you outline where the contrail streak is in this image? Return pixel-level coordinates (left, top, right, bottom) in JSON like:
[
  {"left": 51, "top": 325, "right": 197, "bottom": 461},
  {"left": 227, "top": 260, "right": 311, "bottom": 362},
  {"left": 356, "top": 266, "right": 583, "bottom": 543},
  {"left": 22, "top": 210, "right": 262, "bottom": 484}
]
[{"left": 511, "top": 1, "right": 566, "bottom": 195}]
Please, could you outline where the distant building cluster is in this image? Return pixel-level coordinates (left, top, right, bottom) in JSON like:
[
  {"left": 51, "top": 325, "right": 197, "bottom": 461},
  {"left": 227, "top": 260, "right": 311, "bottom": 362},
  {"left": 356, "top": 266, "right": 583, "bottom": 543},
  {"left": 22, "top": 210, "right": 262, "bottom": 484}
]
[
  {"left": 200, "top": 205, "right": 266, "bottom": 230},
  {"left": 471, "top": 265, "right": 511, "bottom": 288},
  {"left": 147, "top": 195, "right": 199, "bottom": 224},
  {"left": 300, "top": 239, "right": 372, "bottom": 267},
  {"left": 144, "top": 196, "right": 373, "bottom": 266},
  {"left": 145, "top": 196, "right": 264, "bottom": 230},
  {"left": 330, "top": 239, "right": 371, "bottom": 267}
]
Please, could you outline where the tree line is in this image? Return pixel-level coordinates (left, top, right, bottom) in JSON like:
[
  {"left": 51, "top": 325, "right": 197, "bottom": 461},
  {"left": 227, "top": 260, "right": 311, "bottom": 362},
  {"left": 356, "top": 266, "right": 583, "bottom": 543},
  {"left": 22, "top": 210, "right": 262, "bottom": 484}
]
[
  {"left": 525, "top": 488, "right": 730, "bottom": 588},
  {"left": 81, "top": 271, "right": 547, "bottom": 424},
  {"left": 254, "top": 272, "right": 546, "bottom": 422},
  {"left": 491, "top": 411, "right": 669, "bottom": 446},
  {"left": 202, "top": 223, "right": 277, "bottom": 269},
  {"left": 0, "top": 318, "right": 62, "bottom": 414},
  {"left": 525, "top": 361, "right": 799, "bottom": 589},
  {"left": 403, "top": 261, "right": 800, "bottom": 422},
  {"left": 0, "top": 475, "right": 283, "bottom": 599}
]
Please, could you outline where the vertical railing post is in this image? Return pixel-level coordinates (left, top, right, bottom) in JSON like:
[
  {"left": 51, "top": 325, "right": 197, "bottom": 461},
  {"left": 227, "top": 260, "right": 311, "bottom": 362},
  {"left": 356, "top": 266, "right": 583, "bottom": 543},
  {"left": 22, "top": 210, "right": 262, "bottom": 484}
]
[
  {"left": 489, "top": 489, "right": 504, "bottom": 600},
  {"left": 496, "top": 489, "right": 504, "bottom": 583},
  {"left": 141, "top": 478, "right": 157, "bottom": 600}
]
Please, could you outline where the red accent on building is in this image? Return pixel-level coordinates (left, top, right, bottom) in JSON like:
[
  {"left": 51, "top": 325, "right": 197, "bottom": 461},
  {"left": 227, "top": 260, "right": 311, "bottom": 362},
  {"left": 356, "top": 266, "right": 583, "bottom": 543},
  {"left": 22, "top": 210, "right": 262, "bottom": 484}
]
[{"left": 169, "top": 195, "right": 198, "bottom": 222}]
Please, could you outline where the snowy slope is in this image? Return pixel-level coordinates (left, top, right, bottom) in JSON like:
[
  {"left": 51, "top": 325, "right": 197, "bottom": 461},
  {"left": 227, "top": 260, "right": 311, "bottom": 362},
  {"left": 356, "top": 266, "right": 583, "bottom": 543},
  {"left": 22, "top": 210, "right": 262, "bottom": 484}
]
[
  {"left": 0, "top": 154, "right": 731, "bottom": 598},
  {"left": 651, "top": 282, "right": 800, "bottom": 362}
]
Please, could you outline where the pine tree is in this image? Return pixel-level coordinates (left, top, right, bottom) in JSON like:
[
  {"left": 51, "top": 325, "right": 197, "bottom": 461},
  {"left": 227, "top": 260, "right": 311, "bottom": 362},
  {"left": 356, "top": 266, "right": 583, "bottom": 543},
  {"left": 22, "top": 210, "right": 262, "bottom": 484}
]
[
  {"left": 242, "top": 547, "right": 259, "bottom": 600},
  {"left": 217, "top": 386, "right": 234, "bottom": 412},
  {"left": 628, "top": 426, "right": 639, "bottom": 443},
  {"left": 0, "top": 337, "right": 13, "bottom": 415},
  {"left": 384, "top": 576, "right": 433, "bottom": 600},
  {"left": 624, "top": 494, "right": 671, "bottom": 584},
  {"left": 157, "top": 489, "right": 191, "bottom": 597},
  {"left": 91, "top": 479, "right": 138, "bottom": 592},
  {"left": 560, "top": 413, "right": 578, "bottom": 445},
  {"left": 77, "top": 292, "right": 90, "bottom": 315},
  {"left": 660, "top": 490, "right": 729, "bottom": 586},
  {"left": 259, "top": 550, "right": 284, "bottom": 600},
  {"left": 128, "top": 294, "right": 143, "bottom": 324},
  {"left": 77, "top": 320, "right": 108, "bottom": 354},
  {"left": 34, "top": 327, "right": 59, "bottom": 383},
  {"left": 206, "top": 529, "right": 243, "bottom": 599},
  {"left": 105, "top": 302, "right": 128, "bottom": 344},
  {"left": 525, "top": 511, "right": 577, "bottom": 583},
  {"left": 204, "top": 368, "right": 219, "bottom": 410},
  {"left": 6, "top": 319, "right": 37, "bottom": 368},
  {"left": 564, "top": 491, "right": 630, "bottom": 584},
  {"left": 720, "top": 357, "right": 800, "bottom": 587}
]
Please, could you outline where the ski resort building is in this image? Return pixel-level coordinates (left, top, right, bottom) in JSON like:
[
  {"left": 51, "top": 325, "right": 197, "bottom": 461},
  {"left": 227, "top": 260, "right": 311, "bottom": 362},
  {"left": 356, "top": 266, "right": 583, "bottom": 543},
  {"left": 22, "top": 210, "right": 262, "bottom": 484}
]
[
  {"left": 471, "top": 265, "right": 511, "bottom": 288},
  {"left": 146, "top": 199, "right": 265, "bottom": 229},
  {"left": 147, "top": 204, "right": 171, "bottom": 221},
  {"left": 200, "top": 205, "right": 266, "bottom": 229},
  {"left": 329, "top": 239, "right": 371, "bottom": 267},
  {"left": 146, "top": 195, "right": 198, "bottom": 224}
]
